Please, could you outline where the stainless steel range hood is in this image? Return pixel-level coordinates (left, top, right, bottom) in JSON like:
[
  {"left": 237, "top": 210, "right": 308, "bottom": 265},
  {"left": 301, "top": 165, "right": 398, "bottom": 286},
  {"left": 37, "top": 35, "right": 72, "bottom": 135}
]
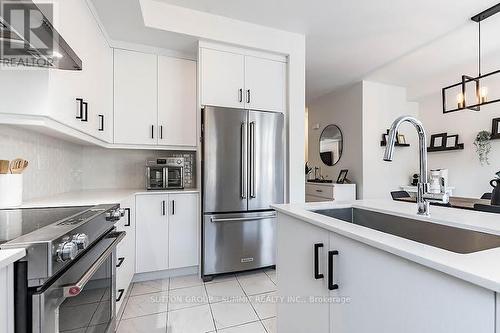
[{"left": 0, "top": 0, "right": 82, "bottom": 70}]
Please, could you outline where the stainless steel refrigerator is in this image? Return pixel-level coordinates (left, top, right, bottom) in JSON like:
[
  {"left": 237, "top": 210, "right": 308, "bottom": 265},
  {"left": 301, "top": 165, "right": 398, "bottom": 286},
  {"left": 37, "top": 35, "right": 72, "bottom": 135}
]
[{"left": 201, "top": 106, "right": 284, "bottom": 280}]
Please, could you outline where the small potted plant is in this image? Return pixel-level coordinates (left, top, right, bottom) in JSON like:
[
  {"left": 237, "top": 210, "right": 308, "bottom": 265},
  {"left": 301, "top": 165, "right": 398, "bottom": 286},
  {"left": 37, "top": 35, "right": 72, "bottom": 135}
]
[{"left": 474, "top": 130, "right": 492, "bottom": 165}]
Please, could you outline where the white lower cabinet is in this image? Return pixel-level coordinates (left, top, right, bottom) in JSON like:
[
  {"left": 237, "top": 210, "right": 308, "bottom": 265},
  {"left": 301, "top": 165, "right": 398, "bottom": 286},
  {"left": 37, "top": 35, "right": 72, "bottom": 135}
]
[
  {"left": 168, "top": 193, "right": 199, "bottom": 269},
  {"left": 277, "top": 213, "right": 496, "bottom": 333},
  {"left": 115, "top": 197, "right": 136, "bottom": 315},
  {"left": 136, "top": 193, "right": 199, "bottom": 274},
  {"left": 276, "top": 213, "right": 330, "bottom": 333}
]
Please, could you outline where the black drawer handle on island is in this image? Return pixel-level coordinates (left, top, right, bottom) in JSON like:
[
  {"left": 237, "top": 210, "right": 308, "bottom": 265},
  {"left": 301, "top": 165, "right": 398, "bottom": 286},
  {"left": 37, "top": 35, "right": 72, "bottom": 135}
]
[
  {"left": 124, "top": 208, "right": 131, "bottom": 226},
  {"left": 116, "top": 289, "right": 125, "bottom": 302},
  {"left": 116, "top": 257, "right": 125, "bottom": 268},
  {"left": 98, "top": 114, "right": 104, "bottom": 131},
  {"left": 314, "top": 243, "right": 324, "bottom": 279},
  {"left": 328, "top": 250, "right": 339, "bottom": 290}
]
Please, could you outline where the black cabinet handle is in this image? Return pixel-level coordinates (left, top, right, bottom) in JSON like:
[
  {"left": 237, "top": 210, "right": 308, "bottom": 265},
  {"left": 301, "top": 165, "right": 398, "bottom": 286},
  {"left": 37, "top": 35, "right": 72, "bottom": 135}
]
[
  {"left": 98, "top": 114, "right": 104, "bottom": 131},
  {"left": 76, "top": 98, "right": 83, "bottom": 119},
  {"left": 81, "top": 102, "right": 88, "bottom": 122},
  {"left": 124, "top": 208, "right": 131, "bottom": 227},
  {"left": 116, "top": 257, "right": 125, "bottom": 268},
  {"left": 246, "top": 89, "right": 251, "bottom": 103},
  {"left": 162, "top": 200, "right": 166, "bottom": 216},
  {"left": 151, "top": 125, "right": 154, "bottom": 139},
  {"left": 160, "top": 125, "right": 163, "bottom": 140},
  {"left": 239, "top": 88, "right": 243, "bottom": 103},
  {"left": 171, "top": 200, "right": 175, "bottom": 215},
  {"left": 328, "top": 250, "right": 339, "bottom": 290},
  {"left": 116, "top": 289, "right": 125, "bottom": 302},
  {"left": 314, "top": 243, "right": 324, "bottom": 279}
]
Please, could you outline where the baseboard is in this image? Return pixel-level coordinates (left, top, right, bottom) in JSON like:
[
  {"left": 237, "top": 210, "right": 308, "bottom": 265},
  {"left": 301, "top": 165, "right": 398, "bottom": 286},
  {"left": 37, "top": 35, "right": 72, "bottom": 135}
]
[{"left": 132, "top": 266, "right": 199, "bottom": 282}]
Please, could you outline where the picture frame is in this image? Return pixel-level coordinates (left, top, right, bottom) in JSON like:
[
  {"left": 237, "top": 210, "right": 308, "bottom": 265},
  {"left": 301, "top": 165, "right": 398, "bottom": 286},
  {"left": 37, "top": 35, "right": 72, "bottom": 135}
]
[
  {"left": 445, "top": 134, "right": 459, "bottom": 148},
  {"left": 430, "top": 133, "right": 447, "bottom": 148},
  {"left": 492, "top": 118, "right": 500, "bottom": 139},
  {"left": 397, "top": 134, "right": 406, "bottom": 145},
  {"left": 336, "top": 169, "right": 349, "bottom": 184}
]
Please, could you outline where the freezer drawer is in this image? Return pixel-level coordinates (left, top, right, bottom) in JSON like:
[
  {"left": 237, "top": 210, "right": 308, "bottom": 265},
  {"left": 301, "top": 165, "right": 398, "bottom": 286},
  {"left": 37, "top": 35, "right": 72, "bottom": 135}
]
[{"left": 203, "top": 212, "right": 276, "bottom": 276}]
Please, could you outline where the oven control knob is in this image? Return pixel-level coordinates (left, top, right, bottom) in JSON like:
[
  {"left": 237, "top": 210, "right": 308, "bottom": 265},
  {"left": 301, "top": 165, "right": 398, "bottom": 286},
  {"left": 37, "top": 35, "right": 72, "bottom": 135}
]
[
  {"left": 72, "top": 233, "right": 89, "bottom": 250},
  {"left": 56, "top": 241, "right": 78, "bottom": 262}
]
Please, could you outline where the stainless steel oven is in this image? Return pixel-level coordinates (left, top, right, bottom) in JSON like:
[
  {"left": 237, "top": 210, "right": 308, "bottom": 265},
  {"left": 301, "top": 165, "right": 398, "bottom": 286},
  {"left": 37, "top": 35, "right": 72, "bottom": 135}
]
[
  {"left": 32, "top": 231, "right": 125, "bottom": 333},
  {"left": 0, "top": 204, "right": 126, "bottom": 333},
  {"left": 146, "top": 157, "right": 184, "bottom": 190}
]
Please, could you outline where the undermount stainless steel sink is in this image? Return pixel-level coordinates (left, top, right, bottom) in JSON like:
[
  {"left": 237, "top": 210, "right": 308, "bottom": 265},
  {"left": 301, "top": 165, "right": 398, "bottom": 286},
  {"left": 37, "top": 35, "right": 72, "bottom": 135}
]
[{"left": 313, "top": 208, "right": 500, "bottom": 254}]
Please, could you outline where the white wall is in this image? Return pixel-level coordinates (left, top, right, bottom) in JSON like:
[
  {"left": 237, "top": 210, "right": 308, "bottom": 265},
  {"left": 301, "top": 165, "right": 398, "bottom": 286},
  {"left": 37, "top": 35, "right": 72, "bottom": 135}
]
[
  {"left": 307, "top": 83, "right": 363, "bottom": 196},
  {"left": 419, "top": 92, "right": 500, "bottom": 197},
  {"left": 362, "top": 81, "right": 420, "bottom": 199},
  {"left": 307, "top": 81, "right": 419, "bottom": 199}
]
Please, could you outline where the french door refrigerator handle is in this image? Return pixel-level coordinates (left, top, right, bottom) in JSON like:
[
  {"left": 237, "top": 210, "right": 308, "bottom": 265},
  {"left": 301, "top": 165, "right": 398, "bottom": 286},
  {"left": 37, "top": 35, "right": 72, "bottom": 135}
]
[
  {"left": 241, "top": 122, "right": 247, "bottom": 199},
  {"left": 250, "top": 121, "right": 256, "bottom": 198}
]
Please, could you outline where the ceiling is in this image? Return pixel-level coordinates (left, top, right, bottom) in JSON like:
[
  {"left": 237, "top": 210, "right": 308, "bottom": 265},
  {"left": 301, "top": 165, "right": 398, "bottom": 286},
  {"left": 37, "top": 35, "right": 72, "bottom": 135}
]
[{"left": 91, "top": 0, "right": 500, "bottom": 102}]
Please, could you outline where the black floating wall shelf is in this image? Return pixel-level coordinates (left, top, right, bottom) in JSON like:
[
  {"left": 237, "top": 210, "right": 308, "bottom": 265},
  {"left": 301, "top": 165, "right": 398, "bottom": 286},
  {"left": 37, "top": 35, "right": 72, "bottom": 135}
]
[
  {"left": 427, "top": 143, "right": 465, "bottom": 152},
  {"left": 380, "top": 141, "right": 410, "bottom": 147}
]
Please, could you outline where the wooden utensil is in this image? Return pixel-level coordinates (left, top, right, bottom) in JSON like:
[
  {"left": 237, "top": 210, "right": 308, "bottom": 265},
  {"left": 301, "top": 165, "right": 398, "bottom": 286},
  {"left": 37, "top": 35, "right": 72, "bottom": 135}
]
[
  {"left": 0, "top": 160, "right": 9, "bottom": 174},
  {"left": 9, "top": 158, "right": 28, "bottom": 174}
]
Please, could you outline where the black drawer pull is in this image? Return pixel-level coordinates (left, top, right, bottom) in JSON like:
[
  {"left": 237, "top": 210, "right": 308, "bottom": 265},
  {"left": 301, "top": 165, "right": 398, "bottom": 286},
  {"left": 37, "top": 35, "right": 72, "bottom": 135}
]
[
  {"left": 116, "top": 257, "right": 125, "bottom": 268},
  {"left": 328, "top": 250, "right": 339, "bottom": 290},
  {"left": 124, "top": 208, "right": 131, "bottom": 227},
  {"left": 81, "top": 102, "right": 88, "bottom": 122},
  {"left": 314, "top": 243, "right": 324, "bottom": 279},
  {"left": 172, "top": 200, "right": 175, "bottom": 215},
  {"left": 98, "top": 114, "right": 104, "bottom": 131},
  {"left": 76, "top": 98, "right": 83, "bottom": 119},
  {"left": 116, "top": 289, "right": 125, "bottom": 302}
]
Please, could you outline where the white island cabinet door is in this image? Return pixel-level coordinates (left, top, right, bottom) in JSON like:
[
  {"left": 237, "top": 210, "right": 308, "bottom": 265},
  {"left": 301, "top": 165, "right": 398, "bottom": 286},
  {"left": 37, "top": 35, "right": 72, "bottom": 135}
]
[
  {"left": 114, "top": 49, "right": 158, "bottom": 145},
  {"left": 158, "top": 56, "right": 197, "bottom": 147},
  {"left": 276, "top": 213, "right": 331, "bottom": 333},
  {"left": 329, "top": 232, "right": 496, "bottom": 333},
  {"left": 168, "top": 193, "right": 199, "bottom": 269},
  {"left": 135, "top": 194, "right": 169, "bottom": 273},
  {"left": 200, "top": 48, "right": 245, "bottom": 109},
  {"left": 244, "top": 56, "right": 286, "bottom": 112}
]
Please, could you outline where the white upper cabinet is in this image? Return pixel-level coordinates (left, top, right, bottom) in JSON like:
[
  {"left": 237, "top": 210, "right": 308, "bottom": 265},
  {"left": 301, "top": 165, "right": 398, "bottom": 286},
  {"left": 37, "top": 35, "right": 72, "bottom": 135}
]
[
  {"left": 158, "top": 56, "right": 197, "bottom": 147},
  {"left": 244, "top": 56, "right": 286, "bottom": 112},
  {"left": 200, "top": 46, "right": 287, "bottom": 112},
  {"left": 200, "top": 48, "right": 245, "bottom": 109},
  {"left": 113, "top": 49, "right": 158, "bottom": 145}
]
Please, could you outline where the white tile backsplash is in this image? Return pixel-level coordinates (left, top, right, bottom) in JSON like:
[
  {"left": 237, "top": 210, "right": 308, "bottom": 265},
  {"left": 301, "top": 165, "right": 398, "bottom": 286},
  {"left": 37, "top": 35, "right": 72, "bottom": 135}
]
[
  {"left": 0, "top": 126, "right": 197, "bottom": 201},
  {"left": 0, "top": 125, "right": 83, "bottom": 201}
]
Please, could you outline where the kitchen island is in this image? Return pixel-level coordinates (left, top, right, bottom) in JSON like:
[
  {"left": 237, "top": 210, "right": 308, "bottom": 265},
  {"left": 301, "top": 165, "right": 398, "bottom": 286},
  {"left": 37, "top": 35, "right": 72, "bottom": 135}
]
[{"left": 272, "top": 200, "right": 500, "bottom": 333}]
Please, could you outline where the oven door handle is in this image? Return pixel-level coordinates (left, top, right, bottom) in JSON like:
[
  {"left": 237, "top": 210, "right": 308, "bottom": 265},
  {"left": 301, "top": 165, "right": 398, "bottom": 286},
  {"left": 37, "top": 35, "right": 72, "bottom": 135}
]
[{"left": 62, "top": 231, "right": 126, "bottom": 298}]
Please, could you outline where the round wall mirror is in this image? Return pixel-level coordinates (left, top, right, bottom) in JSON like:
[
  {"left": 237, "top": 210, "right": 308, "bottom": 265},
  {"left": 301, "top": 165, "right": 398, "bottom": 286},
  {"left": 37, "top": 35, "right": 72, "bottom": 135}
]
[{"left": 319, "top": 124, "right": 343, "bottom": 166}]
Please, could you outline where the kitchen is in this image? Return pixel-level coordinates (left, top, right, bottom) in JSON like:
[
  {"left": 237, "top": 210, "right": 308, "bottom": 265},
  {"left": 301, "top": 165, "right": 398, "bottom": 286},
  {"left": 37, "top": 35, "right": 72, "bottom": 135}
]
[{"left": 1, "top": 0, "right": 500, "bottom": 333}]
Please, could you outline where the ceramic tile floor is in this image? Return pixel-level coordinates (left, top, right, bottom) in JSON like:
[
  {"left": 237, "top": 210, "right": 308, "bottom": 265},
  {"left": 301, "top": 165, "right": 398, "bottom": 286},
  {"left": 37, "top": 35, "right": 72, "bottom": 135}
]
[{"left": 117, "top": 268, "right": 277, "bottom": 333}]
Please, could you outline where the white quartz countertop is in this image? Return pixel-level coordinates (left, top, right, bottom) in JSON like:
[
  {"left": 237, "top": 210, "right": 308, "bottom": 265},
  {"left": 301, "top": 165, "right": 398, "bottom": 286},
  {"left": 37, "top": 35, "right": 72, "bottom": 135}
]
[
  {"left": 272, "top": 199, "right": 500, "bottom": 292},
  {"left": 0, "top": 248, "right": 25, "bottom": 269},
  {"left": 18, "top": 188, "right": 200, "bottom": 208}
]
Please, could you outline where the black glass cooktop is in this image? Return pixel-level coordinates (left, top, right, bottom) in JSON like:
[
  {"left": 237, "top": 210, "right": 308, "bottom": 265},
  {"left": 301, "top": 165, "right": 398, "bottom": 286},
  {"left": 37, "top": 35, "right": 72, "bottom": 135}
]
[{"left": 0, "top": 206, "right": 91, "bottom": 245}]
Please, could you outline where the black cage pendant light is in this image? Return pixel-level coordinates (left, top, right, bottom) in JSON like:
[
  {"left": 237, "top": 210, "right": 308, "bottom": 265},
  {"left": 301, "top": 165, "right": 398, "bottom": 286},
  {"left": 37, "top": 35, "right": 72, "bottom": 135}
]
[{"left": 442, "top": 3, "right": 500, "bottom": 114}]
